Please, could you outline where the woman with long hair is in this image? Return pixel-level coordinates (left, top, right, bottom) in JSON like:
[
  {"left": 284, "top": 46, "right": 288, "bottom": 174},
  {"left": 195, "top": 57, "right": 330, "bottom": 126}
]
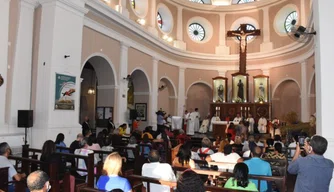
[
  {"left": 55, "top": 133, "right": 69, "bottom": 153},
  {"left": 224, "top": 163, "right": 258, "bottom": 191},
  {"left": 97, "top": 152, "right": 132, "bottom": 192},
  {"left": 40, "top": 140, "right": 75, "bottom": 192},
  {"left": 172, "top": 145, "right": 195, "bottom": 169}
]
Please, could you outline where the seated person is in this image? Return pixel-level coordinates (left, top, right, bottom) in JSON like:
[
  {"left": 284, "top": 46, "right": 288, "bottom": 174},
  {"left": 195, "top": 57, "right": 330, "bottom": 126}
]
[
  {"left": 224, "top": 162, "right": 258, "bottom": 191},
  {"left": 126, "top": 136, "right": 138, "bottom": 160},
  {"left": 97, "top": 152, "right": 132, "bottom": 192},
  {"left": 142, "top": 150, "right": 176, "bottom": 192},
  {"left": 232, "top": 136, "right": 243, "bottom": 154},
  {"left": 27, "top": 170, "right": 51, "bottom": 192},
  {"left": 206, "top": 145, "right": 243, "bottom": 163},
  {"left": 175, "top": 129, "right": 190, "bottom": 144},
  {"left": 226, "top": 123, "right": 236, "bottom": 141},
  {"left": 197, "top": 137, "right": 214, "bottom": 155},
  {"left": 141, "top": 126, "right": 154, "bottom": 139},
  {"left": 55, "top": 133, "right": 69, "bottom": 153},
  {"left": 244, "top": 146, "right": 272, "bottom": 192},
  {"left": 198, "top": 115, "right": 210, "bottom": 133},
  {"left": 117, "top": 124, "right": 127, "bottom": 136},
  {"left": 172, "top": 145, "right": 196, "bottom": 169},
  {"left": 254, "top": 135, "right": 264, "bottom": 147},
  {"left": 184, "top": 141, "right": 200, "bottom": 160},
  {"left": 218, "top": 133, "right": 233, "bottom": 152},
  {"left": 74, "top": 138, "right": 98, "bottom": 177},
  {"left": 0, "top": 142, "right": 26, "bottom": 192},
  {"left": 176, "top": 170, "right": 205, "bottom": 192},
  {"left": 140, "top": 134, "right": 152, "bottom": 158},
  {"left": 264, "top": 143, "right": 286, "bottom": 161},
  {"left": 264, "top": 138, "right": 274, "bottom": 153},
  {"left": 69, "top": 133, "right": 83, "bottom": 152},
  {"left": 273, "top": 135, "right": 284, "bottom": 148}
]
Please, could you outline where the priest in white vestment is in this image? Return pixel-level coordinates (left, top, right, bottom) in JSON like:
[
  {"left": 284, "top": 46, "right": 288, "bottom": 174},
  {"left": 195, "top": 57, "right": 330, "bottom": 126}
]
[
  {"left": 258, "top": 117, "right": 267, "bottom": 133},
  {"left": 186, "top": 109, "right": 195, "bottom": 135},
  {"left": 270, "top": 117, "right": 281, "bottom": 137},
  {"left": 193, "top": 108, "right": 201, "bottom": 132},
  {"left": 199, "top": 115, "right": 210, "bottom": 133},
  {"left": 183, "top": 110, "right": 190, "bottom": 132},
  {"left": 209, "top": 115, "right": 221, "bottom": 132},
  {"left": 246, "top": 114, "right": 255, "bottom": 134},
  {"left": 233, "top": 113, "right": 242, "bottom": 125}
]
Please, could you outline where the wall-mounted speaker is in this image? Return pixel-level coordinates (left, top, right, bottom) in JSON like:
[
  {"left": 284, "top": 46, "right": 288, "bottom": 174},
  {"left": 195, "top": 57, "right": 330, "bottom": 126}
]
[{"left": 18, "top": 110, "right": 33, "bottom": 128}]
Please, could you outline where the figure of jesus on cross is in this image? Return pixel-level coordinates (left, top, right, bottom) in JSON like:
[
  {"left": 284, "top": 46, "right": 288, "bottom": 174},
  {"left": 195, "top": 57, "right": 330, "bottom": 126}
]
[{"left": 227, "top": 24, "right": 261, "bottom": 74}]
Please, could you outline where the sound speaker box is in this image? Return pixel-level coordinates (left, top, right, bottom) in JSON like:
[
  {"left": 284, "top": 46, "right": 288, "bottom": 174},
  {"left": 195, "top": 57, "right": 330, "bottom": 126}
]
[
  {"left": 130, "top": 109, "right": 138, "bottom": 120},
  {"left": 18, "top": 110, "right": 33, "bottom": 128}
]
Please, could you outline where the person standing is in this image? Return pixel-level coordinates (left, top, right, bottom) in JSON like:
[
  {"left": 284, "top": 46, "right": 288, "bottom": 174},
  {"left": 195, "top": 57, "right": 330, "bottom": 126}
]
[
  {"left": 193, "top": 108, "right": 201, "bottom": 133},
  {"left": 187, "top": 109, "right": 195, "bottom": 136},
  {"left": 233, "top": 113, "right": 242, "bottom": 125},
  {"left": 257, "top": 116, "right": 267, "bottom": 133},
  {"left": 288, "top": 135, "right": 334, "bottom": 192},
  {"left": 81, "top": 116, "right": 91, "bottom": 136},
  {"left": 246, "top": 114, "right": 255, "bottom": 134},
  {"left": 183, "top": 110, "right": 190, "bottom": 132},
  {"left": 107, "top": 117, "right": 115, "bottom": 133}
]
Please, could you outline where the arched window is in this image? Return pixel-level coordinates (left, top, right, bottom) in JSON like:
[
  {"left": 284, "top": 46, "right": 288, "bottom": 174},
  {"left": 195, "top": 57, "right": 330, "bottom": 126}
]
[
  {"left": 237, "top": 0, "right": 255, "bottom": 4},
  {"left": 189, "top": 0, "right": 204, "bottom": 4},
  {"left": 237, "top": 24, "right": 256, "bottom": 41},
  {"left": 157, "top": 12, "right": 163, "bottom": 28},
  {"left": 285, "top": 11, "right": 298, "bottom": 33},
  {"left": 188, "top": 23, "right": 205, "bottom": 41},
  {"left": 131, "top": 0, "right": 135, "bottom": 9}
]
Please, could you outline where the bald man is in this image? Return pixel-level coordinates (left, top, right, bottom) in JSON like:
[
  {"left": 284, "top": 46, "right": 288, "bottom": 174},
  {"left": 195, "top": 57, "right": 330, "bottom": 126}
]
[
  {"left": 244, "top": 147, "right": 272, "bottom": 192},
  {"left": 27, "top": 171, "right": 50, "bottom": 192}
]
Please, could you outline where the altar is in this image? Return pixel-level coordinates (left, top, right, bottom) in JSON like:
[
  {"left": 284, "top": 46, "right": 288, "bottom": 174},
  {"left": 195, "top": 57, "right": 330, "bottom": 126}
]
[{"left": 212, "top": 121, "right": 228, "bottom": 139}]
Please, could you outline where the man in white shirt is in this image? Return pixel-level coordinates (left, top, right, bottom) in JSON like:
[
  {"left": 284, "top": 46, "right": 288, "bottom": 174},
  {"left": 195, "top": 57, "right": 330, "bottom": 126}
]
[
  {"left": 0, "top": 142, "right": 26, "bottom": 191},
  {"left": 142, "top": 150, "right": 176, "bottom": 192},
  {"left": 233, "top": 113, "right": 242, "bottom": 125},
  {"left": 206, "top": 145, "right": 243, "bottom": 163}
]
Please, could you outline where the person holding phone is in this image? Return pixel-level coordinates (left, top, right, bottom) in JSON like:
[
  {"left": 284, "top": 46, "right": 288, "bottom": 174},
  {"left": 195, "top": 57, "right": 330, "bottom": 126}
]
[{"left": 288, "top": 135, "right": 334, "bottom": 192}]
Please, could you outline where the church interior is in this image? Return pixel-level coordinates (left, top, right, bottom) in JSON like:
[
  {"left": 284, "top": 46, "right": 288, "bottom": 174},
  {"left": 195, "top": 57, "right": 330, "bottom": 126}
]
[{"left": 0, "top": 0, "right": 334, "bottom": 191}]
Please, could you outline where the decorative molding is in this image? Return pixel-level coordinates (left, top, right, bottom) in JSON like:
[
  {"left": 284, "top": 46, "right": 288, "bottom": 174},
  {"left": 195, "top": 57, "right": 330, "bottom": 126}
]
[
  {"left": 83, "top": 11, "right": 315, "bottom": 72},
  {"left": 40, "top": 0, "right": 89, "bottom": 16},
  {"left": 169, "top": 96, "right": 177, "bottom": 99},
  {"left": 134, "top": 92, "right": 150, "bottom": 96},
  {"left": 97, "top": 85, "right": 118, "bottom": 90},
  {"left": 84, "top": 0, "right": 315, "bottom": 68},
  {"left": 21, "top": 0, "right": 39, "bottom": 9}
]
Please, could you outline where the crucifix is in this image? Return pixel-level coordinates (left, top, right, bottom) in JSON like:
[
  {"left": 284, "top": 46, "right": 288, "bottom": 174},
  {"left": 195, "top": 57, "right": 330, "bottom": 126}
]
[{"left": 227, "top": 24, "right": 261, "bottom": 74}]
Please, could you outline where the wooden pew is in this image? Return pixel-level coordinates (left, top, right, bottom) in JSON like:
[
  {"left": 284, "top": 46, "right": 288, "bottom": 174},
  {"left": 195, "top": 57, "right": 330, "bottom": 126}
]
[
  {"left": 0, "top": 167, "right": 9, "bottom": 191},
  {"left": 8, "top": 155, "right": 67, "bottom": 192},
  {"left": 172, "top": 167, "right": 286, "bottom": 192}
]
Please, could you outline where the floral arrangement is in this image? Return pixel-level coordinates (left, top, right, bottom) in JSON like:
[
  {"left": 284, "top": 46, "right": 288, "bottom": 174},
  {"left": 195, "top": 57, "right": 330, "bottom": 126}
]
[
  {"left": 258, "top": 95, "right": 265, "bottom": 103},
  {"left": 235, "top": 97, "right": 243, "bottom": 103}
]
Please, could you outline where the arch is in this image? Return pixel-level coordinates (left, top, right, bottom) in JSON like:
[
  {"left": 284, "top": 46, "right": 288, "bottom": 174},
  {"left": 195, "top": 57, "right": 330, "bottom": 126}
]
[
  {"left": 130, "top": 67, "right": 151, "bottom": 92},
  {"left": 81, "top": 53, "right": 118, "bottom": 86},
  {"left": 308, "top": 71, "right": 315, "bottom": 95},
  {"left": 272, "top": 77, "right": 301, "bottom": 98},
  {"left": 159, "top": 76, "right": 177, "bottom": 97},
  {"left": 186, "top": 80, "right": 212, "bottom": 96}
]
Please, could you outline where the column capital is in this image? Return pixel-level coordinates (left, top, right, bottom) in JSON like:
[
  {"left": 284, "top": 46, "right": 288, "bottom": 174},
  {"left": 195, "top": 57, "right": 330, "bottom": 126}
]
[
  {"left": 300, "top": 60, "right": 307, "bottom": 65},
  {"left": 21, "top": 0, "right": 39, "bottom": 9},
  {"left": 218, "top": 70, "right": 227, "bottom": 77},
  {"left": 120, "top": 41, "right": 130, "bottom": 50},
  {"left": 179, "top": 66, "right": 186, "bottom": 71},
  {"left": 262, "top": 69, "right": 270, "bottom": 76},
  {"left": 40, "top": 0, "right": 89, "bottom": 15},
  {"left": 152, "top": 57, "right": 159, "bottom": 63}
]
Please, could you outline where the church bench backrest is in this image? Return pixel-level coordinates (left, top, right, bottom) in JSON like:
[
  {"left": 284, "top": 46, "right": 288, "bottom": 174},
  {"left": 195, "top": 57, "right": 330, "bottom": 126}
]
[{"left": 0, "top": 167, "right": 8, "bottom": 192}]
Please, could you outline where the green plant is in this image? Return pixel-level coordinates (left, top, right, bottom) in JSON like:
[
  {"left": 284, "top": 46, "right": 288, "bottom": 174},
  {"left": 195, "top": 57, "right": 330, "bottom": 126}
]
[{"left": 283, "top": 111, "right": 299, "bottom": 125}]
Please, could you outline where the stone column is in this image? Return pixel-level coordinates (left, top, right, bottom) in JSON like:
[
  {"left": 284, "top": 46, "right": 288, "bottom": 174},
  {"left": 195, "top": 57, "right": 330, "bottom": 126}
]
[
  {"left": 32, "top": 0, "right": 87, "bottom": 148},
  {"left": 150, "top": 58, "right": 158, "bottom": 130},
  {"left": 300, "top": 61, "right": 310, "bottom": 122},
  {"left": 177, "top": 67, "right": 186, "bottom": 116},
  {"left": 260, "top": 7, "right": 273, "bottom": 52},
  {"left": 0, "top": 0, "right": 11, "bottom": 127},
  {"left": 300, "top": 0, "right": 306, "bottom": 26},
  {"left": 118, "top": 0, "right": 129, "bottom": 18},
  {"left": 173, "top": 7, "right": 186, "bottom": 50},
  {"left": 215, "top": 13, "right": 230, "bottom": 55},
  {"left": 313, "top": 1, "right": 334, "bottom": 190},
  {"left": 147, "top": 0, "right": 158, "bottom": 36},
  {"left": 116, "top": 42, "right": 129, "bottom": 127},
  {"left": 9, "top": 0, "right": 38, "bottom": 126}
]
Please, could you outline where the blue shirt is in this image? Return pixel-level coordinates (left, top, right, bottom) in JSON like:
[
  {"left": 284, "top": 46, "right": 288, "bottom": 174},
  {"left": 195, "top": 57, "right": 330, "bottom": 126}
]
[
  {"left": 157, "top": 115, "right": 164, "bottom": 125},
  {"left": 97, "top": 175, "right": 131, "bottom": 191},
  {"left": 244, "top": 157, "right": 272, "bottom": 192},
  {"left": 56, "top": 142, "right": 69, "bottom": 153},
  {"left": 288, "top": 154, "right": 334, "bottom": 192}
]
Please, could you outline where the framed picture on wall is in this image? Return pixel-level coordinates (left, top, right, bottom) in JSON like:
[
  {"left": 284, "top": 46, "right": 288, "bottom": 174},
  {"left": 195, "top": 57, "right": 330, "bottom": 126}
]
[
  {"left": 253, "top": 75, "right": 269, "bottom": 103},
  {"left": 135, "top": 103, "right": 147, "bottom": 121},
  {"left": 212, "top": 76, "right": 228, "bottom": 103},
  {"left": 232, "top": 73, "right": 249, "bottom": 103}
]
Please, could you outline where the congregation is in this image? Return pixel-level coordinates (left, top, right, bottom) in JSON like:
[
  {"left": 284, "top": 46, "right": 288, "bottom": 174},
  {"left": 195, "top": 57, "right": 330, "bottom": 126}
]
[{"left": 0, "top": 109, "right": 333, "bottom": 192}]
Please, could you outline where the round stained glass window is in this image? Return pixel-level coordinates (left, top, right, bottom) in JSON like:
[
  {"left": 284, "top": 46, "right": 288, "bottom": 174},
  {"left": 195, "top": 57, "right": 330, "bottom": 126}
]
[
  {"left": 285, "top": 11, "right": 298, "bottom": 33},
  {"left": 188, "top": 23, "right": 205, "bottom": 41},
  {"left": 237, "top": 0, "right": 255, "bottom": 4},
  {"left": 157, "top": 12, "right": 162, "bottom": 29},
  {"left": 189, "top": 0, "right": 204, "bottom": 4},
  {"left": 237, "top": 24, "right": 256, "bottom": 41}
]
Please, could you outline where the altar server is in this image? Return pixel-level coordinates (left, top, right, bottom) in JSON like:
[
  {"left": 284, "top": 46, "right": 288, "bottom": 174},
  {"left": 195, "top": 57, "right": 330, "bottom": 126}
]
[
  {"left": 233, "top": 113, "right": 242, "bottom": 125},
  {"left": 193, "top": 108, "right": 201, "bottom": 132},
  {"left": 246, "top": 114, "right": 255, "bottom": 134},
  {"left": 186, "top": 109, "right": 195, "bottom": 135},
  {"left": 209, "top": 115, "right": 221, "bottom": 132}
]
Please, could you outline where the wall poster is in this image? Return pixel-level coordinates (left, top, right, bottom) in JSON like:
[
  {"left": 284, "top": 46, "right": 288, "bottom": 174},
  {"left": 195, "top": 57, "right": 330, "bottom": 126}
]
[{"left": 54, "top": 73, "right": 76, "bottom": 110}]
